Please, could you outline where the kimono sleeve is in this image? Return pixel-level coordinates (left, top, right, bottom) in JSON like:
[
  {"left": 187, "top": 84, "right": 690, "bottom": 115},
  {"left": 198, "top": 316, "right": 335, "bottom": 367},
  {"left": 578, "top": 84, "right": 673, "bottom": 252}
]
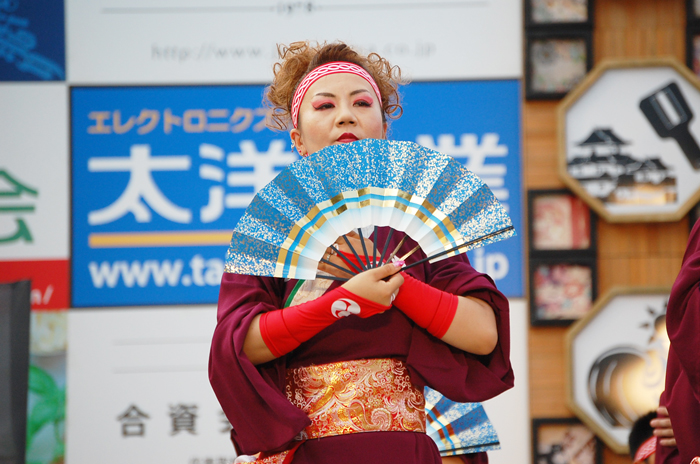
[
  {"left": 666, "top": 220, "right": 700, "bottom": 403},
  {"left": 208, "top": 272, "right": 310, "bottom": 455},
  {"left": 658, "top": 221, "right": 700, "bottom": 464},
  {"left": 406, "top": 252, "right": 514, "bottom": 403}
]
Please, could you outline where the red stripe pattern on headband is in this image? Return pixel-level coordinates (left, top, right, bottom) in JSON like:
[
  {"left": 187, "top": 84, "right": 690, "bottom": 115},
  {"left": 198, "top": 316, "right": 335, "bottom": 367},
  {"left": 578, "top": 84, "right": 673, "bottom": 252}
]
[{"left": 291, "top": 61, "right": 382, "bottom": 128}]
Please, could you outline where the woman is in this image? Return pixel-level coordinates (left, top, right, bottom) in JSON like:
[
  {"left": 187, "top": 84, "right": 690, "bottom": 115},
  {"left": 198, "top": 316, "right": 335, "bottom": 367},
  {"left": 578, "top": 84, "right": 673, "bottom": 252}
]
[
  {"left": 656, "top": 219, "right": 700, "bottom": 464},
  {"left": 209, "top": 41, "right": 513, "bottom": 464}
]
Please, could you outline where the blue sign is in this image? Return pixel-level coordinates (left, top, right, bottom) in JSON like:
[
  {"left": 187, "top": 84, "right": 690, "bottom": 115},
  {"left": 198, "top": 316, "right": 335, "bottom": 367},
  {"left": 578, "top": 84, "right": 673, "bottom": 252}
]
[
  {"left": 391, "top": 80, "right": 523, "bottom": 297},
  {"left": 0, "top": 0, "right": 65, "bottom": 81},
  {"left": 71, "top": 85, "right": 296, "bottom": 307},
  {"left": 72, "top": 81, "right": 522, "bottom": 307}
]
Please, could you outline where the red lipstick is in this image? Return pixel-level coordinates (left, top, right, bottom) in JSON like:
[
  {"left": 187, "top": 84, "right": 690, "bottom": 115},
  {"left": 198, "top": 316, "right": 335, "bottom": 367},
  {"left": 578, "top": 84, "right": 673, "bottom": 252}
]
[{"left": 337, "top": 133, "right": 358, "bottom": 143}]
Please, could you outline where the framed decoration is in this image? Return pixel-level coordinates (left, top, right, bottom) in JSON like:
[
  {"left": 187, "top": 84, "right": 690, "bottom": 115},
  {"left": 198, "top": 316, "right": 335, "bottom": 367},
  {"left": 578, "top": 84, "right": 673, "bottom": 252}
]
[
  {"left": 527, "top": 188, "right": 598, "bottom": 326},
  {"left": 532, "top": 418, "right": 602, "bottom": 464},
  {"left": 525, "top": 0, "right": 593, "bottom": 27},
  {"left": 558, "top": 57, "right": 700, "bottom": 222},
  {"left": 686, "top": 0, "right": 700, "bottom": 77},
  {"left": 687, "top": 0, "right": 700, "bottom": 25},
  {"left": 685, "top": 26, "right": 700, "bottom": 78},
  {"left": 529, "top": 258, "right": 596, "bottom": 326},
  {"left": 526, "top": 30, "right": 593, "bottom": 100},
  {"left": 565, "top": 287, "right": 671, "bottom": 453},
  {"left": 528, "top": 189, "right": 596, "bottom": 256}
]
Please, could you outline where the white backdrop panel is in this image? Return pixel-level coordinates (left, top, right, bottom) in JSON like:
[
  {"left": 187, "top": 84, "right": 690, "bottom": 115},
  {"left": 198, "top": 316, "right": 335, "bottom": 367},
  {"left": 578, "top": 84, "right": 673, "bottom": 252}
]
[
  {"left": 66, "top": 0, "right": 522, "bottom": 84},
  {"left": 66, "top": 306, "right": 235, "bottom": 464},
  {"left": 483, "top": 298, "right": 530, "bottom": 464}
]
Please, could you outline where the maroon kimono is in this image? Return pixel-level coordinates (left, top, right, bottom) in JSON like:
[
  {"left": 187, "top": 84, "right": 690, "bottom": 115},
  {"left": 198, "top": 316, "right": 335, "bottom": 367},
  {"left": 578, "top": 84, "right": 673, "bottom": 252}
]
[
  {"left": 209, "top": 230, "right": 514, "bottom": 463},
  {"left": 657, "top": 220, "right": 700, "bottom": 464}
]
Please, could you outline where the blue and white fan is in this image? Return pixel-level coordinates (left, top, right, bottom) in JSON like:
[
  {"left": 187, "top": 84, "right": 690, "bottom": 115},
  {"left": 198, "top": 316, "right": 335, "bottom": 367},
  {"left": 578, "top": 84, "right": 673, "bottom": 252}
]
[
  {"left": 425, "top": 387, "right": 501, "bottom": 457},
  {"left": 224, "top": 139, "right": 515, "bottom": 280}
]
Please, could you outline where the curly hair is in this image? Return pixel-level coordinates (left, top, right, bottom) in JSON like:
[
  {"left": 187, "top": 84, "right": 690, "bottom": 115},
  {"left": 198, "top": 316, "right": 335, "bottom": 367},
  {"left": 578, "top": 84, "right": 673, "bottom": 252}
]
[{"left": 265, "top": 41, "right": 404, "bottom": 131}]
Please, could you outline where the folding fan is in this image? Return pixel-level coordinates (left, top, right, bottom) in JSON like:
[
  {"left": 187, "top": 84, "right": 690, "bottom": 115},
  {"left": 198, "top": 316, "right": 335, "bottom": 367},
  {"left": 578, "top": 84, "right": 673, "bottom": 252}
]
[
  {"left": 224, "top": 139, "right": 515, "bottom": 280},
  {"left": 424, "top": 387, "right": 501, "bottom": 457}
]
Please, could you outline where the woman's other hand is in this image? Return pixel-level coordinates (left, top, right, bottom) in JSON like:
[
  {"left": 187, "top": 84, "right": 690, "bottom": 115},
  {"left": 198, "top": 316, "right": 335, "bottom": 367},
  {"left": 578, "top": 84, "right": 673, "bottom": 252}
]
[{"left": 651, "top": 406, "right": 676, "bottom": 447}]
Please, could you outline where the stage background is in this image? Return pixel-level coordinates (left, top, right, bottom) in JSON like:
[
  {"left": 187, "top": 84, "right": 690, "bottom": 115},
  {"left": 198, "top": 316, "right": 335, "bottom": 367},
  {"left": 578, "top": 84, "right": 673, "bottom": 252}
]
[
  {"left": 4, "top": 1, "right": 691, "bottom": 464},
  {"left": 2, "top": 1, "right": 530, "bottom": 463}
]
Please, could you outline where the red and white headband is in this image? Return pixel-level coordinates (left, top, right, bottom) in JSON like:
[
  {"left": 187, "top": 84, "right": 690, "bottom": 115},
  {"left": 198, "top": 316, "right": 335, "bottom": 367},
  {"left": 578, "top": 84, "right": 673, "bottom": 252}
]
[
  {"left": 633, "top": 437, "right": 656, "bottom": 463},
  {"left": 290, "top": 61, "right": 382, "bottom": 128}
]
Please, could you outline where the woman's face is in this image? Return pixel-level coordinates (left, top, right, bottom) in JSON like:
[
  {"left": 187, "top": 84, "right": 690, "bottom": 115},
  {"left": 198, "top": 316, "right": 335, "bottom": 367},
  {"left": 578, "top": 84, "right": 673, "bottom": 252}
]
[{"left": 290, "top": 72, "right": 387, "bottom": 156}]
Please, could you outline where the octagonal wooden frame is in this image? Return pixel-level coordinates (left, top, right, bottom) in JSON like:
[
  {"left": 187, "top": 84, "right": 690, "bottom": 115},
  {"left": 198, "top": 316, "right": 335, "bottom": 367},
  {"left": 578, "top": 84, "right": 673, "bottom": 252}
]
[
  {"left": 564, "top": 285, "right": 671, "bottom": 454},
  {"left": 557, "top": 57, "right": 700, "bottom": 222}
]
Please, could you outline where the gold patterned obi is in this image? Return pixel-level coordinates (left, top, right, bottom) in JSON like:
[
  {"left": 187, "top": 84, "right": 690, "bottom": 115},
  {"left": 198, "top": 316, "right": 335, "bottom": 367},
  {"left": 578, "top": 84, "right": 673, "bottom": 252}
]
[{"left": 285, "top": 358, "right": 426, "bottom": 441}]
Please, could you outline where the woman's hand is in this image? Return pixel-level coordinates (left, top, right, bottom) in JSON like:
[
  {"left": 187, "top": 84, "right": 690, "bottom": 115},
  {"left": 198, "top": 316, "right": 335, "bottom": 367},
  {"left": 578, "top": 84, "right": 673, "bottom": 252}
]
[
  {"left": 651, "top": 406, "right": 676, "bottom": 447},
  {"left": 244, "top": 261, "right": 403, "bottom": 365},
  {"left": 341, "top": 262, "right": 404, "bottom": 310}
]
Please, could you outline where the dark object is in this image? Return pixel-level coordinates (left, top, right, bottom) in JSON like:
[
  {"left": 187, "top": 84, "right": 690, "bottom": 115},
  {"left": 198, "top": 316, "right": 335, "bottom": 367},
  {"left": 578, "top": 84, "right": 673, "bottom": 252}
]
[
  {"left": 639, "top": 81, "right": 700, "bottom": 170},
  {"left": 0, "top": 280, "right": 31, "bottom": 464},
  {"left": 685, "top": 26, "right": 700, "bottom": 78},
  {"left": 628, "top": 410, "right": 656, "bottom": 460},
  {"left": 687, "top": 0, "right": 700, "bottom": 23},
  {"left": 686, "top": 0, "right": 700, "bottom": 78}
]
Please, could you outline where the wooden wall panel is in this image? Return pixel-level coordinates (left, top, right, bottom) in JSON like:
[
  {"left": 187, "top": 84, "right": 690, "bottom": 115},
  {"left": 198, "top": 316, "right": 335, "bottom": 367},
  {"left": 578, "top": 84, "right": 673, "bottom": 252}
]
[
  {"left": 523, "top": 101, "right": 564, "bottom": 189},
  {"left": 525, "top": 0, "right": 690, "bottom": 462},
  {"left": 595, "top": 0, "right": 685, "bottom": 61}
]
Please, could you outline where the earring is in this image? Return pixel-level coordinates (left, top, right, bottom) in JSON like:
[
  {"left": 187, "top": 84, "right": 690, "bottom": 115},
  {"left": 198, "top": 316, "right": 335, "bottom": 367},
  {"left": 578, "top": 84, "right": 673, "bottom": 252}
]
[{"left": 291, "top": 140, "right": 304, "bottom": 156}]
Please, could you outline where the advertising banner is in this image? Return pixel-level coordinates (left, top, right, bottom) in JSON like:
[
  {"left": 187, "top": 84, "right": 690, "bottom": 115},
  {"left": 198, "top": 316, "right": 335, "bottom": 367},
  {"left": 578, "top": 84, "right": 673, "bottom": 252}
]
[
  {"left": 392, "top": 80, "right": 523, "bottom": 297},
  {"left": 71, "top": 85, "right": 295, "bottom": 307},
  {"left": 71, "top": 81, "right": 522, "bottom": 307},
  {"left": 67, "top": 0, "right": 521, "bottom": 84}
]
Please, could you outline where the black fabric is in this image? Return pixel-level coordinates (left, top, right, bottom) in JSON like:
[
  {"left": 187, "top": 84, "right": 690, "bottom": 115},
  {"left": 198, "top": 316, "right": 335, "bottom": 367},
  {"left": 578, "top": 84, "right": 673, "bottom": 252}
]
[{"left": 628, "top": 410, "right": 655, "bottom": 459}]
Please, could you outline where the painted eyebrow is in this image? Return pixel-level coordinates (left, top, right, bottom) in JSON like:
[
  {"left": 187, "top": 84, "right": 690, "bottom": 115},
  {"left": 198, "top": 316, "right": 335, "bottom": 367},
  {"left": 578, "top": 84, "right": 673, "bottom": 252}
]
[{"left": 312, "top": 89, "right": 372, "bottom": 98}]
